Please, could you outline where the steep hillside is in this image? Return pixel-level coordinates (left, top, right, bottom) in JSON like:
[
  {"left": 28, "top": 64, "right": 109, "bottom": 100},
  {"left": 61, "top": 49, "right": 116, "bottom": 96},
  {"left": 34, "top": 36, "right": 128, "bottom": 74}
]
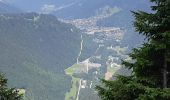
[
  {"left": 0, "top": 13, "right": 82, "bottom": 72},
  {"left": 0, "top": 13, "right": 83, "bottom": 100}
]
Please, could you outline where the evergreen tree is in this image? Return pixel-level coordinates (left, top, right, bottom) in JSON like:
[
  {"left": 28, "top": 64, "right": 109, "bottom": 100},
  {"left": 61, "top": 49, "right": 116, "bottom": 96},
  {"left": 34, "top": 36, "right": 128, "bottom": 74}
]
[
  {"left": 96, "top": 0, "right": 170, "bottom": 99},
  {"left": 132, "top": 0, "right": 170, "bottom": 88},
  {"left": 0, "top": 74, "right": 23, "bottom": 100}
]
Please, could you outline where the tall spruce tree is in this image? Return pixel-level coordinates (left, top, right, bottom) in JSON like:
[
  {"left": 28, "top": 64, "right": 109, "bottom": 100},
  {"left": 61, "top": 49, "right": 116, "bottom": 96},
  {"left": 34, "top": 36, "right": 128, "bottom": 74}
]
[
  {"left": 0, "top": 74, "right": 23, "bottom": 100},
  {"left": 96, "top": 0, "right": 170, "bottom": 99},
  {"left": 132, "top": 0, "right": 170, "bottom": 88}
]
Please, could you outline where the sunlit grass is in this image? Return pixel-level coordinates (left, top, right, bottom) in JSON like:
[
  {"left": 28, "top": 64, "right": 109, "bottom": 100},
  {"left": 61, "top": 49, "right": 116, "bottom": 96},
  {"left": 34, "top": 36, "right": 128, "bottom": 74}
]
[{"left": 65, "top": 64, "right": 80, "bottom": 100}]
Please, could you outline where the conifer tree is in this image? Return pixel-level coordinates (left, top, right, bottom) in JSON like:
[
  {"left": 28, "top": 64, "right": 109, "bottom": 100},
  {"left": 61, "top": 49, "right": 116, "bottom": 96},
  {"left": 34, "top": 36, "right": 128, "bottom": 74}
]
[
  {"left": 0, "top": 74, "right": 23, "bottom": 100},
  {"left": 96, "top": 0, "right": 170, "bottom": 99},
  {"left": 132, "top": 0, "right": 170, "bottom": 88}
]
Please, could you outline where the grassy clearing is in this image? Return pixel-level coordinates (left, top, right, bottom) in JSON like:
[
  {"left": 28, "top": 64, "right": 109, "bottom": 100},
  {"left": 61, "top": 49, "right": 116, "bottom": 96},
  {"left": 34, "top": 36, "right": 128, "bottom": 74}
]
[
  {"left": 107, "top": 66, "right": 117, "bottom": 74},
  {"left": 65, "top": 77, "right": 80, "bottom": 100},
  {"left": 65, "top": 64, "right": 79, "bottom": 76},
  {"left": 65, "top": 64, "right": 80, "bottom": 100}
]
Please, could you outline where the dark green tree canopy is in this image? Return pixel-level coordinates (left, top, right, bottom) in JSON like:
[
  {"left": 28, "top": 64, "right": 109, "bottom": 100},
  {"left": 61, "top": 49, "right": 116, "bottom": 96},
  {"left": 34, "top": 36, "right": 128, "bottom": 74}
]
[
  {"left": 96, "top": 0, "right": 170, "bottom": 99},
  {"left": 133, "top": 0, "right": 170, "bottom": 39}
]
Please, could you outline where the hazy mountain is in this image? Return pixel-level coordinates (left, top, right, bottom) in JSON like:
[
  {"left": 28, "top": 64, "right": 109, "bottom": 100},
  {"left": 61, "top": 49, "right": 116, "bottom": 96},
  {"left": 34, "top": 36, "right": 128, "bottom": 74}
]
[
  {"left": 4, "top": 0, "right": 150, "bottom": 19},
  {"left": 0, "top": 1, "right": 21, "bottom": 13},
  {"left": 2, "top": 0, "right": 150, "bottom": 48},
  {"left": 4, "top": 0, "right": 76, "bottom": 13},
  {"left": 54, "top": 0, "right": 150, "bottom": 19},
  {"left": 52, "top": 0, "right": 150, "bottom": 48}
]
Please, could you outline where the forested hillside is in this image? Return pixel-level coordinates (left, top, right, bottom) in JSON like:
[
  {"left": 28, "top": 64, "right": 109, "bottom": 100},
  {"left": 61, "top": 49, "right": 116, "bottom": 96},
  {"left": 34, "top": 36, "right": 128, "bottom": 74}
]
[{"left": 0, "top": 13, "right": 82, "bottom": 100}]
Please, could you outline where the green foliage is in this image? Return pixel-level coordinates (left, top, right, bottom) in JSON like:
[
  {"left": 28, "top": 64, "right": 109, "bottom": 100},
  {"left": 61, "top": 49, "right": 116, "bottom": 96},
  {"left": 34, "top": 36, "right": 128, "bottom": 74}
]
[
  {"left": 96, "top": 76, "right": 145, "bottom": 100},
  {"left": 96, "top": 77, "right": 170, "bottom": 100},
  {"left": 0, "top": 13, "right": 83, "bottom": 100},
  {"left": 122, "top": 43, "right": 165, "bottom": 87},
  {"left": 96, "top": 0, "right": 170, "bottom": 99},
  {"left": 137, "top": 88, "right": 170, "bottom": 100},
  {"left": 0, "top": 74, "right": 23, "bottom": 100},
  {"left": 1, "top": 60, "right": 71, "bottom": 100}
]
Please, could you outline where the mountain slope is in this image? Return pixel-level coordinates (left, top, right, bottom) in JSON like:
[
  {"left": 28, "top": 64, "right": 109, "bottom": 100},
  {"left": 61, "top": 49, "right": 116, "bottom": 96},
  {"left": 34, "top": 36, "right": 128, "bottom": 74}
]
[
  {"left": 0, "top": 13, "right": 82, "bottom": 100},
  {"left": 4, "top": 0, "right": 150, "bottom": 19},
  {"left": 53, "top": 0, "right": 150, "bottom": 19},
  {"left": 0, "top": 13, "right": 82, "bottom": 72}
]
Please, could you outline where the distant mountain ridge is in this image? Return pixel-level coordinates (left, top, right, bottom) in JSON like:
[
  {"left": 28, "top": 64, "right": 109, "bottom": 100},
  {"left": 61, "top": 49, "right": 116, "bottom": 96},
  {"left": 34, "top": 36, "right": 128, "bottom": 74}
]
[
  {"left": 3, "top": 0, "right": 150, "bottom": 19},
  {"left": 53, "top": 0, "right": 150, "bottom": 19},
  {"left": 0, "top": 2, "right": 21, "bottom": 13}
]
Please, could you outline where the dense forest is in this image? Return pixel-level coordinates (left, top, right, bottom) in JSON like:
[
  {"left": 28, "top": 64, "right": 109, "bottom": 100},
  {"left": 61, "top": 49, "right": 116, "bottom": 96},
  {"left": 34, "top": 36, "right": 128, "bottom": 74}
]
[{"left": 0, "top": 13, "right": 82, "bottom": 99}]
